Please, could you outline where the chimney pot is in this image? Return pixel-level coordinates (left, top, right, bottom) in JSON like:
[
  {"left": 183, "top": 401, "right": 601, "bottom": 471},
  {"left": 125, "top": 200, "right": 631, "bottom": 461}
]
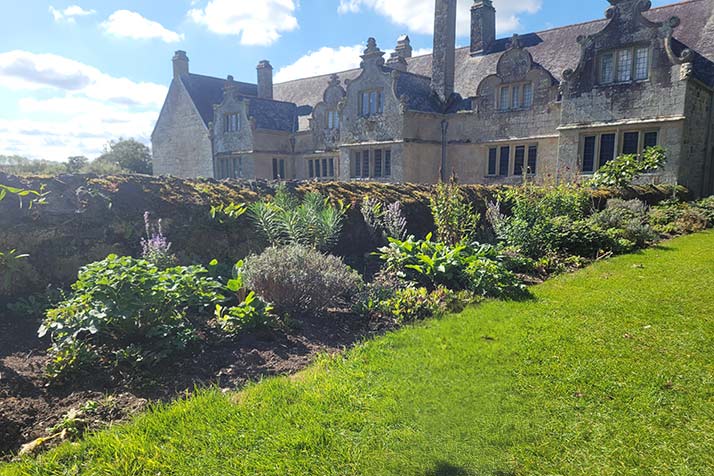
[
  {"left": 395, "top": 35, "right": 413, "bottom": 59},
  {"left": 172, "top": 50, "right": 189, "bottom": 79},
  {"left": 257, "top": 60, "right": 273, "bottom": 100}
]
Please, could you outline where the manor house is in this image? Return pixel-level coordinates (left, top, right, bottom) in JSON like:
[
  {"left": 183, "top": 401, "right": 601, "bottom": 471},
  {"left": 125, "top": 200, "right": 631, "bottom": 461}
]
[{"left": 152, "top": 0, "right": 714, "bottom": 196}]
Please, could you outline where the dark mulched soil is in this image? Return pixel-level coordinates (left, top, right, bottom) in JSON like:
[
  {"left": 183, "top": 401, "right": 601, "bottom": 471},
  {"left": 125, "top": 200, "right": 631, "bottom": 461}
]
[{"left": 0, "top": 311, "right": 388, "bottom": 460}]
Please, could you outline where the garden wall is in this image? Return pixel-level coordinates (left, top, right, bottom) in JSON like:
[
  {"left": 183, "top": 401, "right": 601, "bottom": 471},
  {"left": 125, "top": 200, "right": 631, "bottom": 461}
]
[{"left": 0, "top": 173, "right": 685, "bottom": 300}]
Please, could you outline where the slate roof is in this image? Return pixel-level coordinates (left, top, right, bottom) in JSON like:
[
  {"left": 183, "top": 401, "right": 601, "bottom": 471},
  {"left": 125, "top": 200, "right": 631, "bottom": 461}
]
[
  {"left": 273, "top": 0, "right": 714, "bottom": 108},
  {"left": 179, "top": 0, "right": 713, "bottom": 132},
  {"left": 180, "top": 73, "right": 296, "bottom": 132}
]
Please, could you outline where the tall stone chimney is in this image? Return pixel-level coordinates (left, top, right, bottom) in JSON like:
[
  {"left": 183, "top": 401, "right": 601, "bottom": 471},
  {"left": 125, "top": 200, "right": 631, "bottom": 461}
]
[
  {"left": 257, "top": 60, "right": 273, "bottom": 100},
  {"left": 431, "top": 0, "right": 457, "bottom": 103},
  {"left": 173, "top": 50, "right": 189, "bottom": 79},
  {"left": 471, "top": 0, "right": 496, "bottom": 55}
]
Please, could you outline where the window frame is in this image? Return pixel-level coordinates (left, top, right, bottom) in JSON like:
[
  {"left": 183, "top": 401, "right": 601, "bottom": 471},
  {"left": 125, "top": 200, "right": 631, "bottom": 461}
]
[
  {"left": 224, "top": 112, "right": 240, "bottom": 133},
  {"left": 497, "top": 82, "right": 534, "bottom": 112},
  {"left": 359, "top": 89, "right": 385, "bottom": 117},
  {"left": 598, "top": 45, "right": 650, "bottom": 85},
  {"left": 579, "top": 128, "right": 659, "bottom": 173},
  {"left": 351, "top": 148, "right": 392, "bottom": 179},
  {"left": 485, "top": 143, "right": 538, "bottom": 178}
]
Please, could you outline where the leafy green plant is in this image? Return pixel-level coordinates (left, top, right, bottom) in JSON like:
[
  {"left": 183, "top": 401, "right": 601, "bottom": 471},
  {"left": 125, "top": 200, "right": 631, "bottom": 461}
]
[
  {"left": 588, "top": 146, "right": 667, "bottom": 188},
  {"left": 210, "top": 201, "right": 247, "bottom": 224},
  {"left": 215, "top": 292, "right": 275, "bottom": 336},
  {"left": 430, "top": 176, "right": 480, "bottom": 246},
  {"left": 242, "top": 244, "right": 363, "bottom": 316},
  {"left": 649, "top": 199, "right": 709, "bottom": 235},
  {"left": 383, "top": 286, "right": 442, "bottom": 323},
  {"left": 249, "top": 185, "right": 348, "bottom": 252},
  {"left": 589, "top": 199, "right": 657, "bottom": 249},
  {"left": 39, "top": 255, "right": 226, "bottom": 379},
  {"left": 377, "top": 234, "right": 524, "bottom": 297}
]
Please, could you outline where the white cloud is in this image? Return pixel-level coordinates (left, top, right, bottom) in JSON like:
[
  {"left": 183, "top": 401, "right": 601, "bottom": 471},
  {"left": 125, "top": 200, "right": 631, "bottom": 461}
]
[
  {"left": 0, "top": 50, "right": 166, "bottom": 107},
  {"left": 49, "top": 5, "right": 95, "bottom": 23},
  {"left": 102, "top": 10, "right": 184, "bottom": 43},
  {"left": 0, "top": 50, "right": 166, "bottom": 160},
  {"left": 337, "top": 0, "right": 541, "bottom": 37},
  {"left": 188, "top": 0, "right": 298, "bottom": 46}
]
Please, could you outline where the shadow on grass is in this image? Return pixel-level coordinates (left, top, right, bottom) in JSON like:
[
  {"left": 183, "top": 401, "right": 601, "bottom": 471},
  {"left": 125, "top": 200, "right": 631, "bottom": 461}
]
[{"left": 426, "top": 462, "right": 516, "bottom": 476}]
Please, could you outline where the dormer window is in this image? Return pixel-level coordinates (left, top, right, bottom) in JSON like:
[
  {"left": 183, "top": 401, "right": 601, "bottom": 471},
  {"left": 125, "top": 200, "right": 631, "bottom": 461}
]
[
  {"left": 599, "top": 46, "right": 650, "bottom": 84},
  {"left": 327, "top": 110, "right": 340, "bottom": 130},
  {"left": 224, "top": 113, "right": 240, "bottom": 133},
  {"left": 359, "top": 89, "right": 384, "bottom": 117},
  {"left": 498, "top": 82, "right": 533, "bottom": 112}
]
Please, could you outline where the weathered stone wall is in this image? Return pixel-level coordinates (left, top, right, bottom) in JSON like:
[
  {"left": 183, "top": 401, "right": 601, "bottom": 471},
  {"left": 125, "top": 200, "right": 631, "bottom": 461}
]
[
  {"left": 0, "top": 173, "right": 685, "bottom": 300},
  {"left": 680, "top": 80, "right": 714, "bottom": 196},
  {"left": 152, "top": 80, "right": 214, "bottom": 179}
]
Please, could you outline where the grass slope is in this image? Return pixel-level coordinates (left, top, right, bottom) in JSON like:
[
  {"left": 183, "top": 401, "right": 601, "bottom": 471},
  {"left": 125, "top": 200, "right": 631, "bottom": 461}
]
[{"left": 4, "top": 232, "right": 714, "bottom": 476}]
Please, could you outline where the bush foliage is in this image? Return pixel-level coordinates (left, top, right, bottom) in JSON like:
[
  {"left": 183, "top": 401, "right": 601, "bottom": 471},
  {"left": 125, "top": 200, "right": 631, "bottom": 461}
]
[
  {"left": 39, "top": 255, "right": 225, "bottom": 379},
  {"left": 242, "top": 244, "right": 363, "bottom": 316}
]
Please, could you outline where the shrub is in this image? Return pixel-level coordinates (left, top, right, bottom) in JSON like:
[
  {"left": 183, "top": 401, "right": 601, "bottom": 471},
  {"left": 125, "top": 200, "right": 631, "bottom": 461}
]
[
  {"left": 588, "top": 146, "right": 667, "bottom": 188},
  {"left": 650, "top": 200, "right": 709, "bottom": 235},
  {"left": 694, "top": 196, "right": 714, "bottom": 223},
  {"left": 383, "top": 287, "right": 442, "bottom": 323},
  {"left": 39, "top": 255, "right": 225, "bottom": 379},
  {"left": 140, "top": 212, "right": 177, "bottom": 269},
  {"left": 430, "top": 177, "right": 480, "bottom": 246},
  {"left": 249, "top": 185, "right": 348, "bottom": 252},
  {"left": 352, "top": 270, "right": 405, "bottom": 318},
  {"left": 589, "top": 199, "right": 657, "bottom": 249},
  {"left": 377, "top": 234, "right": 524, "bottom": 297},
  {"left": 242, "top": 245, "right": 363, "bottom": 316},
  {"left": 490, "top": 185, "right": 592, "bottom": 258}
]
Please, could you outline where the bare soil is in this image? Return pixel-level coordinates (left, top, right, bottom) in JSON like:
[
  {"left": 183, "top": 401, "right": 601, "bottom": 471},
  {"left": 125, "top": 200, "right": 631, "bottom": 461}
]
[{"left": 0, "top": 311, "right": 387, "bottom": 460}]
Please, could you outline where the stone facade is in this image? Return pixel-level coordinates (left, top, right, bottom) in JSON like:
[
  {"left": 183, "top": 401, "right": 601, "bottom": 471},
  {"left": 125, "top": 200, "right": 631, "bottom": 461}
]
[{"left": 152, "top": 0, "right": 714, "bottom": 196}]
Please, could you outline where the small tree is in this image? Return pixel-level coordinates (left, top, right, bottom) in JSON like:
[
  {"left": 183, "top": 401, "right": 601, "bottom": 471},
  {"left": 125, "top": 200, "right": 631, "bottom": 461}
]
[
  {"left": 96, "top": 138, "right": 152, "bottom": 174},
  {"left": 589, "top": 146, "right": 667, "bottom": 189}
]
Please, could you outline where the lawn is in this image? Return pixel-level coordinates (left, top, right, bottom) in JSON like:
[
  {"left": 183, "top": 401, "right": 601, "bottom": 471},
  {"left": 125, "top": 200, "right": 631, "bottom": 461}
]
[{"left": 4, "top": 231, "right": 714, "bottom": 476}]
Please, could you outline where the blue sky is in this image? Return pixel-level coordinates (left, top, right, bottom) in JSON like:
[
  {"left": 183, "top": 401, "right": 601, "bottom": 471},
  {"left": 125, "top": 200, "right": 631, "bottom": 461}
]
[{"left": 0, "top": 0, "right": 674, "bottom": 161}]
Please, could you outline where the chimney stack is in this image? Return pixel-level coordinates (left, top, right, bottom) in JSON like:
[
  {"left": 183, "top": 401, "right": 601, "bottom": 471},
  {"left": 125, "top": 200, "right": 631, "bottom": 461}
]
[
  {"left": 395, "top": 35, "right": 413, "bottom": 59},
  {"left": 471, "top": 0, "right": 496, "bottom": 55},
  {"left": 431, "top": 0, "right": 457, "bottom": 103},
  {"left": 257, "top": 60, "right": 273, "bottom": 100},
  {"left": 173, "top": 50, "right": 189, "bottom": 79}
]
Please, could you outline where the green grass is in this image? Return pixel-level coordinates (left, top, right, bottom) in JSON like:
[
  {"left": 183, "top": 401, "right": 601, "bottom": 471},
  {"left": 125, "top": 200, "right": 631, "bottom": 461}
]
[{"left": 4, "top": 232, "right": 714, "bottom": 476}]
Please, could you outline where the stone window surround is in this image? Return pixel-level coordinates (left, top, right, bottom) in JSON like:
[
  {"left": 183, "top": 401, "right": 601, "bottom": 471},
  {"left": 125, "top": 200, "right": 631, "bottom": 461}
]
[
  {"left": 216, "top": 155, "right": 243, "bottom": 179},
  {"left": 351, "top": 148, "right": 392, "bottom": 179},
  {"left": 326, "top": 110, "right": 341, "bottom": 130},
  {"left": 578, "top": 126, "right": 660, "bottom": 173},
  {"left": 306, "top": 157, "right": 337, "bottom": 179},
  {"left": 597, "top": 45, "right": 651, "bottom": 86},
  {"left": 497, "top": 82, "right": 534, "bottom": 112},
  {"left": 485, "top": 141, "right": 538, "bottom": 178},
  {"left": 224, "top": 112, "right": 240, "bottom": 133},
  {"left": 272, "top": 158, "right": 286, "bottom": 180},
  {"left": 358, "top": 89, "right": 385, "bottom": 117}
]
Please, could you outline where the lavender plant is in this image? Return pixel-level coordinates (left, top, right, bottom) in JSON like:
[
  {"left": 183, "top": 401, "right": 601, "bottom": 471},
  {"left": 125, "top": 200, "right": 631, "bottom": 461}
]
[{"left": 140, "top": 212, "right": 177, "bottom": 269}]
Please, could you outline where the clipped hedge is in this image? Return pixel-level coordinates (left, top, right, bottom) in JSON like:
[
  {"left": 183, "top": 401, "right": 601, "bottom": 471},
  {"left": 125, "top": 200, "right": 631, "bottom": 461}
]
[{"left": 0, "top": 172, "right": 687, "bottom": 299}]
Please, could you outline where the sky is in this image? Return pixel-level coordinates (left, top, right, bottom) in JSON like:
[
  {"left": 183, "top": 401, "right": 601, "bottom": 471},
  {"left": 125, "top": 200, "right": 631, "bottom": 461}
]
[{"left": 0, "top": 0, "right": 675, "bottom": 161}]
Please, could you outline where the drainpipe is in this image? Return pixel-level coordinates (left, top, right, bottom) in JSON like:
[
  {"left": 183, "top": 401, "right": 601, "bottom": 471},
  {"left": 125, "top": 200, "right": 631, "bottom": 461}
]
[{"left": 440, "top": 119, "right": 449, "bottom": 182}]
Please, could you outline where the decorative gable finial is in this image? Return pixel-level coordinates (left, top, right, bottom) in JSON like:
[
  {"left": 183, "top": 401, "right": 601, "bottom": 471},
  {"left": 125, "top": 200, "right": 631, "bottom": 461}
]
[
  {"left": 507, "top": 33, "right": 522, "bottom": 50},
  {"left": 361, "top": 37, "right": 385, "bottom": 69},
  {"left": 606, "top": 0, "right": 651, "bottom": 19},
  {"left": 328, "top": 74, "right": 341, "bottom": 87}
]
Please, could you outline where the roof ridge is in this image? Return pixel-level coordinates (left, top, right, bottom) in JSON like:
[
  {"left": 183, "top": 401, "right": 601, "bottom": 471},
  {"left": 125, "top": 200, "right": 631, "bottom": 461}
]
[
  {"left": 188, "top": 72, "right": 256, "bottom": 86},
  {"left": 275, "top": 0, "right": 698, "bottom": 85}
]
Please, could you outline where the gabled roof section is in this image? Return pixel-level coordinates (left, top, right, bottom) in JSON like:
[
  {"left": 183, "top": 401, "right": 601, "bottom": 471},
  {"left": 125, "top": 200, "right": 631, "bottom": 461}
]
[
  {"left": 248, "top": 98, "right": 298, "bottom": 132},
  {"left": 180, "top": 73, "right": 257, "bottom": 127}
]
